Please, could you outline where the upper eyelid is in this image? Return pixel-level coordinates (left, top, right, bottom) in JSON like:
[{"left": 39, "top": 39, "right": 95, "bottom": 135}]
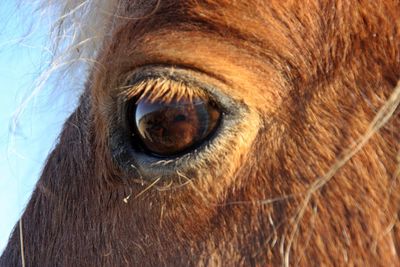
[
  {"left": 117, "top": 66, "right": 244, "bottom": 116},
  {"left": 121, "top": 63, "right": 230, "bottom": 87}
]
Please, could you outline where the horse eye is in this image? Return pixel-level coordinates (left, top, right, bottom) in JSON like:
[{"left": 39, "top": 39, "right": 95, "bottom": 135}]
[{"left": 127, "top": 95, "right": 221, "bottom": 157}]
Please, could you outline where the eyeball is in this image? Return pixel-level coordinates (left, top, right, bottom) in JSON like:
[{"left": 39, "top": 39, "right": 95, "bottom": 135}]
[{"left": 127, "top": 95, "right": 221, "bottom": 157}]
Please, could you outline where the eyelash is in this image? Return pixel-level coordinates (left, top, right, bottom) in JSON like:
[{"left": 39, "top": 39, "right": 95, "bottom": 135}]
[
  {"left": 109, "top": 67, "right": 246, "bottom": 182},
  {"left": 123, "top": 78, "right": 209, "bottom": 104}
]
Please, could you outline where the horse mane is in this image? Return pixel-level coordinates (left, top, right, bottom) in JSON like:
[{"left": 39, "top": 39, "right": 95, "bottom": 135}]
[{"left": 40, "top": 0, "right": 117, "bottom": 64}]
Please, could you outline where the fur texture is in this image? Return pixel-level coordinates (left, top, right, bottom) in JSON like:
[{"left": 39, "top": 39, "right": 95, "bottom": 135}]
[{"left": 1, "top": 0, "right": 400, "bottom": 266}]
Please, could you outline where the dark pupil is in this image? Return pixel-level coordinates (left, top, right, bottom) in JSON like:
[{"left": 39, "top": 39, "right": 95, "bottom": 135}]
[{"left": 129, "top": 95, "right": 221, "bottom": 157}]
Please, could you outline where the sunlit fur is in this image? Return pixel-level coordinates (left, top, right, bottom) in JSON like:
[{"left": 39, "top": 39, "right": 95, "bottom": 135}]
[{"left": 1, "top": 0, "right": 400, "bottom": 266}]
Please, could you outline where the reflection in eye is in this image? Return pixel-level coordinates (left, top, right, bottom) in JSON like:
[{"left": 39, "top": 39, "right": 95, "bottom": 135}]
[{"left": 127, "top": 95, "right": 221, "bottom": 157}]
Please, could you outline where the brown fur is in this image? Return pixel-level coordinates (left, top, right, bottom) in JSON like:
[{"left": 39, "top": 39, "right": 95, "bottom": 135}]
[{"left": 1, "top": 0, "right": 400, "bottom": 266}]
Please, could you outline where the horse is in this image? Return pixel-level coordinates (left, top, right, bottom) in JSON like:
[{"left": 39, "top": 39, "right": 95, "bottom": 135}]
[{"left": 1, "top": 0, "right": 400, "bottom": 266}]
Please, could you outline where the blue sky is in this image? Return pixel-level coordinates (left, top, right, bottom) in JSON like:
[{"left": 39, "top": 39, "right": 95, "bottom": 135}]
[{"left": 0, "top": 2, "right": 78, "bottom": 252}]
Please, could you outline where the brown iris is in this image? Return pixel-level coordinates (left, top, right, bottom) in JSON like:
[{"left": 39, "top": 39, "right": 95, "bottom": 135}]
[{"left": 128, "top": 95, "right": 221, "bottom": 157}]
